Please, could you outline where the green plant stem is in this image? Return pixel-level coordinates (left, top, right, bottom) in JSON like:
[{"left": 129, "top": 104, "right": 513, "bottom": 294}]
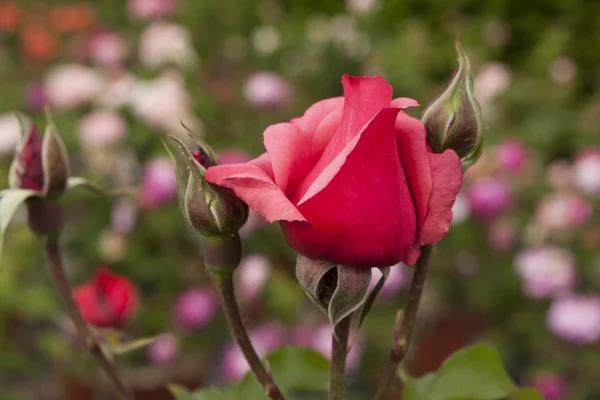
[
  {"left": 44, "top": 238, "right": 135, "bottom": 400},
  {"left": 374, "top": 244, "right": 433, "bottom": 400},
  {"left": 210, "top": 272, "right": 285, "bottom": 400},
  {"left": 330, "top": 316, "right": 351, "bottom": 400}
]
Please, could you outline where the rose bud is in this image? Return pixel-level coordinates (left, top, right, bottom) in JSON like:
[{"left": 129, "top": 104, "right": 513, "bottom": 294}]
[
  {"left": 72, "top": 267, "right": 139, "bottom": 328},
  {"left": 422, "top": 41, "right": 483, "bottom": 170},
  {"left": 205, "top": 74, "right": 462, "bottom": 269}
]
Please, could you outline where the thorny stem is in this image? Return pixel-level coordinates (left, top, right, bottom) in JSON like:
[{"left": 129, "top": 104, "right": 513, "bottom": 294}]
[
  {"left": 373, "top": 244, "right": 433, "bottom": 400},
  {"left": 330, "top": 316, "right": 351, "bottom": 400},
  {"left": 44, "top": 238, "right": 135, "bottom": 400},
  {"left": 211, "top": 272, "right": 285, "bottom": 400}
]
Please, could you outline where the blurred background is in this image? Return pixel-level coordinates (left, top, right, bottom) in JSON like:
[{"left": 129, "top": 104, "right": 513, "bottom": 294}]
[{"left": 1, "top": 0, "right": 599, "bottom": 399}]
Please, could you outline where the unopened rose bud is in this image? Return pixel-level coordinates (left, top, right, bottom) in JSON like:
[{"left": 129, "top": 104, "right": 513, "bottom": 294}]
[{"left": 422, "top": 41, "right": 483, "bottom": 169}]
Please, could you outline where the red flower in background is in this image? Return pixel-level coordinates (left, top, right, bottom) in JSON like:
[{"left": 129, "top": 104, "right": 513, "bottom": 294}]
[
  {"left": 206, "top": 75, "right": 463, "bottom": 268},
  {"left": 73, "top": 267, "right": 139, "bottom": 328}
]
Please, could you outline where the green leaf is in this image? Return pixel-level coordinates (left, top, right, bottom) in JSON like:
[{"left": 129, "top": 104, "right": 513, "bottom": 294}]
[
  {"left": 96, "top": 329, "right": 156, "bottom": 356},
  {"left": 0, "top": 189, "right": 38, "bottom": 260},
  {"left": 510, "top": 388, "right": 544, "bottom": 400},
  {"left": 67, "top": 177, "right": 136, "bottom": 197},
  {"left": 401, "top": 371, "right": 436, "bottom": 400},
  {"left": 169, "top": 384, "right": 237, "bottom": 400}
]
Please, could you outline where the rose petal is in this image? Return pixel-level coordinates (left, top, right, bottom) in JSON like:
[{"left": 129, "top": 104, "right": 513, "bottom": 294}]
[
  {"left": 283, "top": 107, "right": 416, "bottom": 267},
  {"left": 391, "top": 97, "right": 420, "bottom": 109},
  {"left": 417, "top": 149, "right": 462, "bottom": 245},
  {"left": 291, "top": 97, "right": 343, "bottom": 133},
  {"left": 205, "top": 161, "right": 306, "bottom": 223}
]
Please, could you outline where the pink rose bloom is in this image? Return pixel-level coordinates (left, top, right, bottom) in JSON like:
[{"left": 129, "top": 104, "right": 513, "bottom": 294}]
[
  {"left": 127, "top": 0, "right": 177, "bottom": 20},
  {"left": 495, "top": 138, "right": 528, "bottom": 174},
  {"left": 79, "top": 109, "right": 126, "bottom": 149},
  {"left": 547, "top": 294, "right": 600, "bottom": 344},
  {"left": 467, "top": 177, "right": 512, "bottom": 219},
  {"left": 172, "top": 289, "right": 217, "bottom": 332},
  {"left": 515, "top": 247, "right": 576, "bottom": 298},
  {"left": 243, "top": 71, "right": 293, "bottom": 108},
  {"left": 208, "top": 75, "right": 462, "bottom": 268},
  {"left": 88, "top": 30, "right": 128, "bottom": 67},
  {"left": 573, "top": 149, "right": 600, "bottom": 196},
  {"left": 531, "top": 372, "right": 568, "bottom": 400},
  {"left": 220, "top": 322, "right": 284, "bottom": 381},
  {"left": 45, "top": 64, "right": 104, "bottom": 110},
  {"left": 139, "top": 157, "right": 179, "bottom": 209},
  {"left": 235, "top": 254, "right": 272, "bottom": 303},
  {"left": 488, "top": 218, "right": 517, "bottom": 251},
  {"left": 147, "top": 333, "right": 179, "bottom": 365}
]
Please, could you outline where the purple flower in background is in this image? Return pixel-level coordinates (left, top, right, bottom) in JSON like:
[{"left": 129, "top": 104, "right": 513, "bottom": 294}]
[
  {"left": 221, "top": 322, "right": 284, "bottom": 381},
  {"left": 515, "top": 247, "right": 576, "bottom": 298},
  {"left": 547, "top": 294, "right": 600, "bottom": 344},
  {"left": 139, "top": 157, "right": 178, "bottom": 209},
  {"left": 88, "top": 30, "right": 128, "bottom": 68},
  {"left": 495, "top": 138, "right": 528, "bottom": 174},
  {"left": 173, "top": 289, "right": 217, "bottom": 332},
  {"left": 25, "top": 82, "right": 49, "bottom": 111},
  {"left": 467, "top": 177, "right": 512, "bottom": 219},
  {"left": 79, "top": 109, "right": 126, "bottom": 149},
  {"left": 573, "top": 149, "right": 600, "bottom": 196},
  {"left": 531, "top": 372, "right": 568, "bottom": 400},
  {"left": 243, "top": 72, "right": 293, "bottom": 108},
  {"left": 147, "top": 333, "right": 179, "bottom": 365},
  {"left": 235, "top": 254, "right": 272, "bottom": 303},
  {"left": 128, "top": 0, "right": 177, "bottom": 20}
]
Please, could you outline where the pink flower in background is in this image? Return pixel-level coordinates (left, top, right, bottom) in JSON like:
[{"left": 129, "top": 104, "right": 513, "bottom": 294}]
[
  {"left": 172, "top": 289, "right": 217, "bottom": 332},
  {"left": 573, "top": 149, "right": 600, "bottom": 196},
  {"left": 88, "top": 30, "right": 128, "bottom": 67},
  {"left": 79, "top": 109, "right": 126, "bottom": 149},
  {"left": 311, "top": 324, "right": 364, "bottom": 373},
  {"left": 221, "top": 322, "right": 284, "bottom": 381},
  {"left": 239, "top": 209, "right": 267, "bottom": 238},
  {"left": 547, "top": 294, "right": 600, "bottom": 344},
  {"left": 488, "top": 218, "right": 517, "bottom": 251},
  {"left": 127, "top": 0, "right": 177, "bottom": 20},
  {"left": 531, "top": 372, "right": 568, "bottom": 400},
  {"left": 473, "top": 62, "right": 511, "bottom": 105},
  {"left": 45, "top": 64, "right": 104, "bottom": 110},
  {"left": 370, "top": 265, "right": 407, "bottom": 301},
  {"left": 96, "top": 71, "right": 135, "bottom": 109},
  {"left": 536, "top": 193, "right": 591, "bottom": 231},
  {"left": 25, "top": 82, "right": 49, "bottom": 111},
  {"left": 139, "top": 157, "right": 179, "bottom": 209},
  {"left": 515, "top": 247, "right": 576, "bottom": 298},
  {"left": 147, "top": 333, "right": 179, "bottom": 365},
  {"left": 546, "top": 160, "right": 573, "bottom": 192},
  {"left": 346, "top": 0, "right": 378, "bottom": 15},
  {"left": 139, "top": 22, "right": 198, "bottom": 69},
  {"left": 467, "top": 177, "right": 512, "bottom": 219},
  {"left": 235, "top": 254, "right": 272, "bottom": 303},
  {"left": 110, "top": 199, "right": 137, "bottom": 235},
  {"left": 495, "top": 138, "right": 529, "bottom": 174},
  {"left": 0, "top": 113, "right": 24, "bottom": 157},
  {"left": 243, "top": 71, "right": 293, "bottom": 108}
]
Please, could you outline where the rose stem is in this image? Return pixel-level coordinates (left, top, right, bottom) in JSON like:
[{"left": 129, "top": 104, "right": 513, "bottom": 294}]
[
  {"left": 373, "top": 244, "right": 433, "bottom": 400},
  {"left": 44, "top": 238, "right": 135, "bottom": 400},
  {"left": 210, "top": 272, "right": 285, "bottom": 400},
  {"left": 330, "top": 316, "right": 351, "bottom": 400}
]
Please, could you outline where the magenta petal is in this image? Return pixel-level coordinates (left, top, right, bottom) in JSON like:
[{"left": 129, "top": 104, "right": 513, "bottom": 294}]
[
  {"left": 205, "top": 161, "right": 305, "bottom": 223},
  {"left": 291, "top": 107, "right": 416, "bottom": 267},
  {"left": 395, "top": 111, "right": 433, "bottom": 233},
  {"left": 417, "top": 150, "right": 462, "bottom": 245}
]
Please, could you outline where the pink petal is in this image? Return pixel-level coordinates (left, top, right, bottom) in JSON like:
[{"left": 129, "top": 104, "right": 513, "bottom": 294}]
[
  {"left": 417, "top": 150, "right": 462, "bottom": 245},
  {"left": 391, "top": 97, "right": 420, "bottom": 109},
  {"left": 291, "top": 97, "right": 344, "bottom": 133},
  {"left": 205, "top": 161, "right": 306, "bottom": 223},
  {"left": 283, "top": 107, "right": 416, "bottom": 267},
  {"left": 263, "top": 122, "right": 312, "bottom": 196},
  {"left": 395, "top": 111, "right": 432, "bottom": 233}
]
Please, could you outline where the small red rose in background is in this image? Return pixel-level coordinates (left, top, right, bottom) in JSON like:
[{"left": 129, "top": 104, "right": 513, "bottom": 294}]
[
  {"left": 206, "top": 75, "right": 463, "bottom": 268},
  {"left": 73, "top": 267, "right": 139, "bottom": 328}
]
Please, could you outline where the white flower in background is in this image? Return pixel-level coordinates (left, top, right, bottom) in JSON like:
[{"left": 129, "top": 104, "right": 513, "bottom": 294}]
[
  {"left": 474, "top": 62, "right": 511, "bottom": 105},
  {"left": 0, "top": 113, "right": 26, "bottom": 157},
  {"left": 535, "top": 192, "right": 591, "bottom": 232},
  {"left": 573, "top": 149, "right": 600, "bottom": 196},
  {"left": 252, "top": 25, "right": 281, "bottom": 55},
  {"left": 95, "top": 71, "right": 136, "bottom": 109},
  {"left": 549, "top": 56, "right": 577, "bottom": 85},
  {"left": 346, "top": 0, "right": 378, "bottom": 15},
  {"left": 79, "top": 109, "right": 126, "bottom": 149},
  {"left": 129, "top": 71, "right": 191, "bottom": 130},
  {"left": 88, "top": 30, "right": 128, "bottom": 67},
  {"left": 243, "top": 71, "right": 292, "bottom": 108},
  {"left": 547, "top": 294, "right": 600, "bottom": 344},
  {"left": 45, "top": 64, "right": 104, "bottom": 110},
  {"left": 515, "top": 247, "right": 576, "bottom": 298},
  {"left": 139, "top": 21, "right": 198, "bottom": 69},
  {"left": 127, "top": 0, "right": 177, "bottom": 20},
  {"left": 451, "top": 191, "right": 471, "bottom": 225},
  {"left": 235, "top": 254, "right": 272, "bottom": 303}
]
